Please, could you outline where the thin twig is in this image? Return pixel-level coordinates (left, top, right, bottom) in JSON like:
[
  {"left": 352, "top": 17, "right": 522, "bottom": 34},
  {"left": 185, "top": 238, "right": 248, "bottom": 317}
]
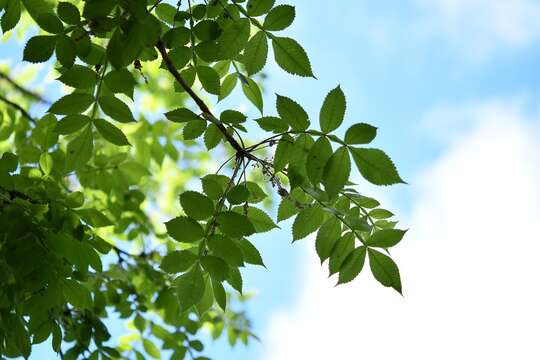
[
  {"left": 0, "top": 94, "right": 36, "bottom": 124},
  {"left": 0, "top": 71, "right": 51, "bottom": 104}
]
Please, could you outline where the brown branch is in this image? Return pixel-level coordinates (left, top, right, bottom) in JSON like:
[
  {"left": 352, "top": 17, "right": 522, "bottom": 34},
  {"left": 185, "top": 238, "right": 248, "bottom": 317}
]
[
  {"left": 156, "top": 40, "right": 257, "bottom": 160},
  {"left": 0, "top": 94, "right": 36, "bottom": 124},
  {"left": 0, "top": 71, "right": 51, "bottom": 105}
]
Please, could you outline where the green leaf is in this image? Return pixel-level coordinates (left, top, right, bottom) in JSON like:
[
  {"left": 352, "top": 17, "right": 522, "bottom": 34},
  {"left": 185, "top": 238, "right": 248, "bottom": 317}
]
[
  {"left": 255, "top": 116, "right": 288, "bottom": 133},
  {"left": 320, "top": 86, "right": 346, "bottom": 133},
  {"left": 204, "top": 124, "right": 222, "bottom": 150},
  {"left": 350, "top": 148, "right": 405, "bottom": 186},
  {"left": 161, "top": 251, "right": 198, "bottom": 273},
  {"left": 57, "top": 2, "right": 80, "bottom": 24},
  {"left": 244, "top": 31, "right": 268, "bottom": 75},
  {"left": 276, "top": 95, "right": 309, "bottom": 131},
  {"left": 54, "top": 114, "right": 88, "bottom": 135},
  {"left": 23, "top": 35, "right": 56, "bottom": 63},
  {"left": 329, "top": 232, "right": 354, "bottom": 276},
  {"left": 1, "top": 0, "right": 21, "bottom": 33},
  {"left": 247, "top": 0, "right": 275, "bottom": 16},
  {"left": 93, "top": 118, "right": 130, "bottom": 146},
  {"left": 238, "top": 239, "right": 265, "bottom": 267},
  {"left": 323, "top": 146, "right": 351, "bottom": 199},
  {"left": 183, "top": 120, "right": 207, "bottom": 140},
  {"left": 197, "top": 65, "right": 221, "bottom": 95},
  {"left": 220, "top": 110, "right": 246, "bottom": 124},
  {"left": 338, "top": 246, "right": 367, "bottom": 285},
  {"left": 165, "top": 216, "right": 204, "bottom": 243},
  {"left": 226, "top": 267, "right": 243, "bottom": 294},
  {"left": 55, "top": 34, "right": 76, "bottom": 67},
  {"left": 76, "top": 208, "right": 113, "bottom": 227},
  {"left": 58, "top": 65, "right": 97, "bottom": 88},
  {"left": 277, "top": 197, "right": 298, "bottom": 222},
  {"left": 216, "top": 211, "right": 255, "bottom": 238},
  {"left": 273, "top": 135, "right": 292, "bottom": 172},
  {"left": 226, "top": 184, "right": 250, "bottom": 204},
  {"left": 143, "top": 338, "right": 161, "bottom": 359},
  {"left": 306, "top": 136, "right": 332, "bottom": 185},
  {"left": 272, "top": 37, "right": 314, "bottom": 77},
  {"left": 180, "top": 191, "right": 214, "bottom": 220},
  {"left": 104, "top": 69, "right": 136, "bottom": 97},
  {"left": 368, "top": 248, "right": 402, "bottom": 294},
  {"left": 263, "top": 5, "right": 295, "bottom": 31},
  {"left": 241, "top": 77, "right": 264, "bottom": 114},
  {"left": 315, "top": 217, "right": 341, "bottom": 263},
  {"left": 292, "top": 205, "right": 324, "bottom": 241},
  {"left": 39, "top": 153, "right": 53, "bottom": 175},
  {"left": 63, "top": 279, "right": 92, "bottom": 309},
  {"left": 165, "top": 108, "right": 200, "bottom": 123},
  {"left": 208, "top": 235, "right": 244, "bottom": 267},
  {"left": 345, "top": 123, "right": 377, "bottom": 144},
  {"left": 217, "top": 18, "right": 251, "bottom": 59},
  {"left": 49, "top": 93, "right": 94, "bottom": 115},
  {"left": 98, "top": 95, "right": 135, "bottom": 123},
  {"left": 201, "top": 255, "right": 229, "bottom": 281},
  {"left": 212, "top": 279, "right": 227, "bottom": 311},
  {"left": 246, "top": 206, "right": 278, "bottom": 233},
  {"left": 219, "top": 73, "right": 238, "bottom": 101},
  {"left": 175, "top": 265, "right": 205, "bottom": 310},
  {"left": 369, "top": 208, "right": 394, "bottom": 219},
  {"left": 35, "top": 13, "right": 63, "bottom": 33},
  {"left": 367, "top": 229, "right": 406, "bottom": 248},
  {"left": 65, "top": 125, "right": 93, "bottom": 171}
]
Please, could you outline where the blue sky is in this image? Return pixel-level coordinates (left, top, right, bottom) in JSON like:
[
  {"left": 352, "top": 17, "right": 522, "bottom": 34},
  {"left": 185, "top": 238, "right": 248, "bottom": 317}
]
[{"left": 3, "top": 0, "right": 540, "bottom": 359}]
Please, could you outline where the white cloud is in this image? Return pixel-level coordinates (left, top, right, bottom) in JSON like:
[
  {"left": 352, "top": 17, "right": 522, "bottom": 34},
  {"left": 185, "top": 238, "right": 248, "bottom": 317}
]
[
  {"left": 415, "top": 0, "right": 540, "bottom": 56},
  {"left": 262, "top": 101, "right": 540, "bottom": 360}
]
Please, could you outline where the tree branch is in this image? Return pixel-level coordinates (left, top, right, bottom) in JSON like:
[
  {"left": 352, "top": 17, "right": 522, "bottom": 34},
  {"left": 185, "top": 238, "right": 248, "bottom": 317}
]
[
  {"left": 0, "top": 71, "right": 51, "bottom": 104},
  {"left": 156, "top": 40, "right": 257, "bottom": 160},
  {"left": 0, "top": 94, "right": 36, "bottom": 124}
]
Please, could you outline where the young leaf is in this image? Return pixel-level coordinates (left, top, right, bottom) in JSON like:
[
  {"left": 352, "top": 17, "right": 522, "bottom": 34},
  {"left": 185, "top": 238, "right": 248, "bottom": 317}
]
[
  {"left": 49, "top": 93, "right": 94, "bottom": 115},
  {"left": 272, "top": 37, "right": 314, "bottom": 77},
  {"left": 350, "top": 148, "right": 405, "bottom": 186},
  {"left": 174, "top": 265, "right": 205, "bottom": 311},
  {"left": 263, "top": 5, "right": 295, "bottom": 31},
  {"left": 160, "top": 251, "right": 198, "bottom": 273},
  {"left": 65, "top": 125, "right": 93, "bottom": 171},
  {"left": 367, "top": 248, "right": 402, "bottom": 294},
  {"left": 338, "top": 246, "right": 367, "bottom": 285},
  {"left": 143, "top": 339, "right": 161, "bottom": 359},
  {"left": 39, "top": 153, "right": 53, "bottom": 175},
  {"left": 315, "top": 217, "right": 342, "bottom": 263},
  {"left": 344, "top": 123, "right": 377, "bottom": 144},
  {"left": 366, "top": 229, "right": 407, "bottom": 248},
  {"left": 244, "top": 31, "right": 268, "bottom": 75},
  {"left": 292, "top": 205, "right": 324, "bottom": 241},
  {"left": 323, "top": 146, "right": 351, "bottom": 199},
  {"left": 180, "top": 191, "right": 214, "bottom": 220},
  {"left": 320, "top": 86, "right": 346, "bottom": 133},
  {"left": 306, "top": 136, "right": 332, "bottom": 185},
  {"left": 98, "top": 95, "right": 135, "bottom": 123},
  {"left": 23, "top": 35, "right": 56, "bottom": 63},
  {"left": 165, "top": 216, "right": 204, "bottom": 243},
  {"left": 276, "top": 95, "right": 309, "bottom": 131},
  {"left": 93, "top": 118, "right": 130, "bottom": 146}
]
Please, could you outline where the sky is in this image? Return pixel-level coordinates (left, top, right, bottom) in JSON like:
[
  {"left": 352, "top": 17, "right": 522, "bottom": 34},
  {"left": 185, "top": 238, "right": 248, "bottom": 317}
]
[{"left": 3, "top": 0, "right": 540, "bottom": 359}]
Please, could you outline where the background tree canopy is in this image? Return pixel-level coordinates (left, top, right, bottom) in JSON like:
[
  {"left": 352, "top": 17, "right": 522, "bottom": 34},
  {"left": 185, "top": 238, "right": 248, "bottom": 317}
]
[{"left": 0, "top": 0, "right": 405, "bottom": 358}]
